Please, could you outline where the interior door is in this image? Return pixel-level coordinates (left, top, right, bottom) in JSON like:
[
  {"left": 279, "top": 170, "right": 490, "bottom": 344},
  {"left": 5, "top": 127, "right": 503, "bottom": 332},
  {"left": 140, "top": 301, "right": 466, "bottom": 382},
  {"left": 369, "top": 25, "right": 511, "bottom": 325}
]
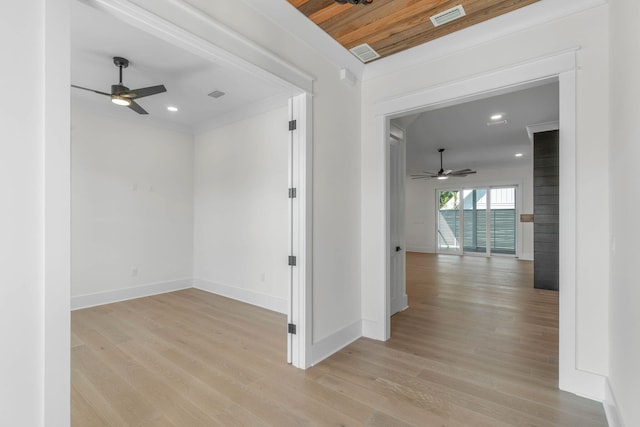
[{"left": 389, "top": 126, "right": 408, "bottom": 315}]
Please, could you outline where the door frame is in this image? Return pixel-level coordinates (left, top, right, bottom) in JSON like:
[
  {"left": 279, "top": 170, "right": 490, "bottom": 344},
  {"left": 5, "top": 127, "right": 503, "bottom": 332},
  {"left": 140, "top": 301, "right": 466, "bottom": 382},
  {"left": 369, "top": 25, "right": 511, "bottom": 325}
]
[
  {"left": 45, "top": 0, "right": 315, "bottom": 421},
  {"left": 373, "top": 49, "right": 603, "bottom": 398}
]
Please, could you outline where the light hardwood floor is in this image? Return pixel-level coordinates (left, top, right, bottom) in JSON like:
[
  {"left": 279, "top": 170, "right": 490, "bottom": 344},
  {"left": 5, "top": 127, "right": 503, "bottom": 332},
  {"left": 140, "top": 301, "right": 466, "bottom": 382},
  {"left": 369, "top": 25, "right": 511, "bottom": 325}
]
[{"left": 71, "top": 252, "right": 607, "bottom": 426}]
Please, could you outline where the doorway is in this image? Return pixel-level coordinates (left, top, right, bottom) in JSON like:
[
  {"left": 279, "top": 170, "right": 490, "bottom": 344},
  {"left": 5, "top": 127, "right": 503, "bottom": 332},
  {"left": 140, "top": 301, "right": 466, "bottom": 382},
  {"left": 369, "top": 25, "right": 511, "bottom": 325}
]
[
  {"left": 371, "top": 50, "right": 585, "bottom": 395},
  {"left": 69, "top": 0, "right": 312, "bottom": 389}
]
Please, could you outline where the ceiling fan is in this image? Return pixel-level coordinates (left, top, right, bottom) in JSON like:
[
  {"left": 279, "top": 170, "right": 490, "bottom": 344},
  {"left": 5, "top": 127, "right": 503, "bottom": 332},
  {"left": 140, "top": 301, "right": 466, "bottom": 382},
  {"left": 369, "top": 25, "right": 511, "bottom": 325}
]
[
  {"left": 71, "top": 56, "right": 167, "bottom": 115},
  {"left": 411, "top": 148, "right": 477, "bottom": 180}
]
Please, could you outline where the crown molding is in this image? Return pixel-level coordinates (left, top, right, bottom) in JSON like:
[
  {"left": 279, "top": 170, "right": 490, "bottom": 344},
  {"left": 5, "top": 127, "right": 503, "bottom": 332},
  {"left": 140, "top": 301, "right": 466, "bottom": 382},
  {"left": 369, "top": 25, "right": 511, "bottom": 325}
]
[
  {"left": 363, "top": 0, "right": 607, "bottom": 81},
  {"left": 240, "top": 0, "right": 365, "bottom": 78},
  {"left": 240, "top": 0, "right": 607, "bottom": 83}
]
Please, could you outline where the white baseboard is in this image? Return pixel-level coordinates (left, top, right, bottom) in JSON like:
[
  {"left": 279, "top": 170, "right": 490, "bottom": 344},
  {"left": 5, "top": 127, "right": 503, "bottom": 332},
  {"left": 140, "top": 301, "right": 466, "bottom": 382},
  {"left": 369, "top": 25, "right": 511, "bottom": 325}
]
[
  {"left": 194, "top": 278, "right": 287, "bottom": 314},
  {"left": 604, "top": 378, "right": 625, "bottom": 427},
  {"left": 559, "top": 367, "right": 606, "bottom": 401},
  {"left": 71, "top": 278, "right": 193, "bottom": 310},
  {"left": 519, "top": 251, "right": 534, "bottom": 260},
  {"left": 361, "top": 318, "right": 386, "bottom": 340},
  {"left": 310, "top": 320, "right": 362, "bottom": 366},
  {"left": 405, "top": 246, "right": 434, "bottom": 253}
]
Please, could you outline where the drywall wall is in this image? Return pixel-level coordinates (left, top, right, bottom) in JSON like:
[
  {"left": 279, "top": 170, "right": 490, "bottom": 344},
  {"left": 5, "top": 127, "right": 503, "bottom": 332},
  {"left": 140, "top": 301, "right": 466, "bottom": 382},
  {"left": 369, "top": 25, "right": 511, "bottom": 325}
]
[
  {"left": 1, "top": 0, "right": 70, "bottom": 424},
  {"left": 362, "top": 6, "right": 609, "bottom": 382},
  {"left": 193, "top": 106, "right": 290, "bottom": 313},
  {"left": 609, "top": 0, "right": 640, "bottom": 424},
  {"left": 130, "top": 0, "right": 363, "bottom": 350},
  {"left": 71, "top": 107, "right": 194, "bottom": 306},
  {"left": 405, "top": 163, "right": 533, "bottom": 259},
  {"left": 0, "top": 3, "right": 46, "bottom": 423}
]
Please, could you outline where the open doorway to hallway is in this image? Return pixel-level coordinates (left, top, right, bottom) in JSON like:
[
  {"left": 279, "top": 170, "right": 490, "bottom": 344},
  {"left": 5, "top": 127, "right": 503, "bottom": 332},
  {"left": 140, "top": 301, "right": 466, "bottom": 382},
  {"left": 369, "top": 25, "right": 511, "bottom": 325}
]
[{"left": 387, "top": 81, "right": 563, "bottom": 386}]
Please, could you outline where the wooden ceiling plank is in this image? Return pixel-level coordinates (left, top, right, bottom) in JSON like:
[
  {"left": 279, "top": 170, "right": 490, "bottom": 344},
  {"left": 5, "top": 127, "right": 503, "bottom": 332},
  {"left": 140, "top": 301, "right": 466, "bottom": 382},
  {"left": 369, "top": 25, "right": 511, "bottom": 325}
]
[
  {"left": 372, "top": 0, "right": 539, "bottom": 58},
  {"left": 288, "top": 0, "right": 311, "bottom": 8},
  {"left": 321, "top": 0, "right": 442, "bottom": 39},
  {"left": 309, "top": 3, "right": 353, "bottom": 25},
  {"left": 341, "top": 0, "right": 472, "bottom": 49},
  {"left": 297, "top": 0, "right": 339, "bottom": 17},
  {"left": 335, "top": 0, "right": 459, "bottom": 47}
]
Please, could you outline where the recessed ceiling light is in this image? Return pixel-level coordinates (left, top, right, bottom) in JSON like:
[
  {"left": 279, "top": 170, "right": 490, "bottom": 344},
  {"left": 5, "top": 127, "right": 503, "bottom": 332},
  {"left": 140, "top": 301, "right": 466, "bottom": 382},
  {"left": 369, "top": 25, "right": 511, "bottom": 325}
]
[
  {"left": 490, "top": 113, "right": 503, "bottom": 120},
  {"left": 167, "top": 106, "right": 178, "bottom": 112},
  {"left": 437, "top": 176, "right": 449, "bottom": 180},
  {"left": 515, "top": 153, "right": 524, "bottom": 157}
]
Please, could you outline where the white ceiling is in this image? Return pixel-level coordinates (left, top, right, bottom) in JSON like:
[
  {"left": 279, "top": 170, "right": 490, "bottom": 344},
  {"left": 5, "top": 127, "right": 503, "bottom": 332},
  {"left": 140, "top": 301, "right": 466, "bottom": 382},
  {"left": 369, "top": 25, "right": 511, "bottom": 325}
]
[
  {"left": 399, "top": 81, "right": 559, "bottom": 174},
  {"left": 70, "top": 1, "right": 291, "bottom": 132},
  {"left": 72, "top": 0, "right": 559, "bottom": 160}
]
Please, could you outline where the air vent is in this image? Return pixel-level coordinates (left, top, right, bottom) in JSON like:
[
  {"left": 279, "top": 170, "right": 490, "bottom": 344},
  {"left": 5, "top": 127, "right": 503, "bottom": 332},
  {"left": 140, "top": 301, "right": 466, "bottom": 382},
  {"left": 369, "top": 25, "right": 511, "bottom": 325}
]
[
  {"left": 349, "top": 43, "right": 380, "bottom": 63},
  {"left": 430, "top": 5, "right": 466, "bottom": 27},
  {"left": 208, "top": 90, "right": 225, "bottom": 98}
]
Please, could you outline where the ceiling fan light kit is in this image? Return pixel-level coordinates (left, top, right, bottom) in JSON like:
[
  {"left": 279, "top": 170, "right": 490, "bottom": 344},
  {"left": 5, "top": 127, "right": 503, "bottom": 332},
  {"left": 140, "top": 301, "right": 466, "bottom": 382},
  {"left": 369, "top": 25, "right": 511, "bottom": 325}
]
[
  {"left": 111, "top": 95, "right": 131, "bottom": 106},
  {"left": 71, "top": 56, "right": 167, "bottom": 115},
  {"left": 411, "top": 148, "right": 477, "bottom": 180}
]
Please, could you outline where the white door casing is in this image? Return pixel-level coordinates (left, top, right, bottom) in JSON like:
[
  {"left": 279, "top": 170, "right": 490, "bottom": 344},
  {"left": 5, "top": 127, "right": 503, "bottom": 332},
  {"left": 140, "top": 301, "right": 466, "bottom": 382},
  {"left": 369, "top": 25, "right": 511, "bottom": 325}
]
[
  {"left": 65, "top": 0, "right": 314, "bottom": 377},
  {"left": 370, "top": 49, "right": 605, "bottom": 400}
]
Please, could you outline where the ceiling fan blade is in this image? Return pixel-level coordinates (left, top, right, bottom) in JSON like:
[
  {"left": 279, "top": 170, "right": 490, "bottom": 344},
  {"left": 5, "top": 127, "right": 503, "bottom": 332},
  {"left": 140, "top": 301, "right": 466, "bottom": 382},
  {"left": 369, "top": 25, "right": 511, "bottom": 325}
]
[
  {"left": 449, "top": 170, "right": 477, "bottom": 176},
  {"left": 71, "top": 84, "right": 111, "bottom": 97},
  {"left": 127, "top": 100, "right": 148, "bottom": 115},
  {"left": 125, "top": 85, "right": 167, "bottom": 99}
]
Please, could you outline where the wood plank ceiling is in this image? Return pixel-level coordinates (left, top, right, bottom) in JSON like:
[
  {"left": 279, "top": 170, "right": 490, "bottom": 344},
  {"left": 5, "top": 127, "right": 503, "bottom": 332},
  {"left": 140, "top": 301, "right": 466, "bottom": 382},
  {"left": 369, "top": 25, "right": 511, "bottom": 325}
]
[{"left": 287, "top": 0, "right": 540, "bottom": 61}]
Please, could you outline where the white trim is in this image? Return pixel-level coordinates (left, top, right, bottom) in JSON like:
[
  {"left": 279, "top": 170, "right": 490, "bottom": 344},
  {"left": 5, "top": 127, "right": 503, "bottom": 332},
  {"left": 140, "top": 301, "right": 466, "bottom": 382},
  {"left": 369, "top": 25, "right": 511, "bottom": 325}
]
[
  {"left": 240, "top": 0, "right": 364, "bottom": 79},
  {"left": 71, "top": 279, "right": 193, "bottom": 310},
  {"left": 288, "top": 93, "right": 314, "bottom": 369},
  {"left": 74, "top": 0, "right": 313, "bottom": 369},
  {"left": 405, "top": 246, "right": 434, "bottom": 253},
  {"left": 86, "top": 0, "right": 313, "bottom": 94},
  {"left": 367, "top": 49, "right": 604, "bottom": 399},
  {"left": 526, "top": 121, "right": 560, "bottom": 145},
  {"left": 238, "top": 0, "right": 605, "bottom": 83},
  {"left": 604, "top": 379, "right": 626, "bottom": 427},
  {"left": 375, "top": 50, "right": 575, "bottom": 117},
  {"left": 45, "top": 0, "right": 71, "bottom": 423},
  {"left": 310, "top": 320, "right": 362, "bottom": 367},
  {"left": 194, "top": 279, "right": 287, "bottom": 314},
  {"left": 363, "top": 0, "right": 605, "bottom": 81},
  {"left": 519, "top": 251, "right": 534, "bottom": 261}
]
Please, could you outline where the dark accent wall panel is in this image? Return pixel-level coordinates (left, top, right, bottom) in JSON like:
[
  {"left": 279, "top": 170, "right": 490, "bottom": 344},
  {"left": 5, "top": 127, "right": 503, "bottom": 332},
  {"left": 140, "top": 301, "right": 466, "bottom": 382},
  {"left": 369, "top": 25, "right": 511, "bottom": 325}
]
[{"left": 533, "top": 130, "right": 559, "bottom": 291}]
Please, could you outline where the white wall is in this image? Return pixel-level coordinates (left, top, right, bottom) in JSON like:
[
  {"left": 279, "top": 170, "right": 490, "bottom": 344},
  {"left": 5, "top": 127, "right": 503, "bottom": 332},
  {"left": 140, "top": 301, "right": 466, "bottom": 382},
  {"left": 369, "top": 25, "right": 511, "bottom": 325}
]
[
  {"left": 71, "top": 107, "right": 194, "bottom": 306},
  {"left": 193, "top": 107, "right": 290, "bottom": 313},
  {"left": 405, "top": 163, "right": 533, "bottom": 259},
  {"left": 362, "top": 6, "right": 609, "bottom": 380},
  {"left": 608, "top": 0, "right": 640, "bottom": 425},
  {"left": 1, "top": 0, "right": 70, "bottom": 424},
  {"left": 133, "top": 0, "right": 363, "bottom": 352},
  {"left": 0, "top": 3, "right": 46, "bottom": 423}
]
